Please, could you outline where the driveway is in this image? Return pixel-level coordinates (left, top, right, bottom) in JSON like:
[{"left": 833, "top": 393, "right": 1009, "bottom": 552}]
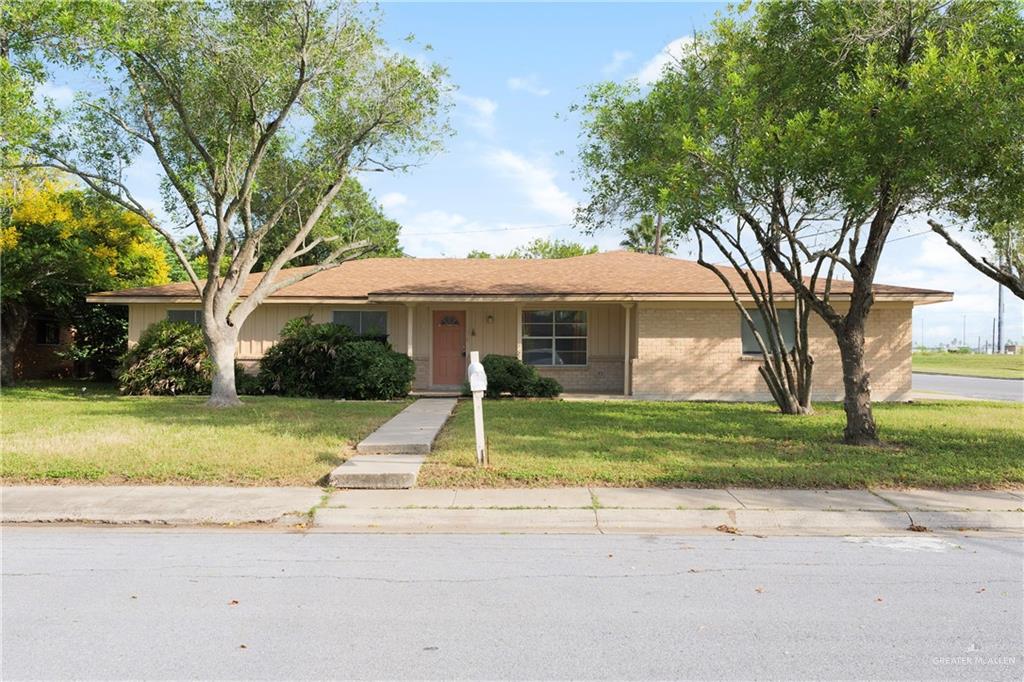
[{"left": 913, "top": 372, "right": 1024, "bottom": 402}]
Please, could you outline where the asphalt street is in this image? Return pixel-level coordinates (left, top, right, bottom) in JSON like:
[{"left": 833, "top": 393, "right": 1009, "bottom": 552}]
[
  {"left": 2, "top": 529, "right": 1021, "bottom": 680},
  {"left": 913, "top": 372, "right": 1024, "bottom": 402}
]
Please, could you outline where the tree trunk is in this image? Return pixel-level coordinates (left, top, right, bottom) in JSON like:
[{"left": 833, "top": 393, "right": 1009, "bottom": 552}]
[
  {"left": 204, "top": 324, "right": 242, "bottom": 408},
  {"left": 0, "top": 303, "right": 29, "bottom": 386},
  {"left": 835, "top": 321, "right": 879, "bottom": 446}
]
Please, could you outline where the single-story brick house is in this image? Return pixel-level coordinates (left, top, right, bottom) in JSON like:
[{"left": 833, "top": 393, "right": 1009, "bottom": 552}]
[{"left": 88, "top": 251, "right": 950, "bottom": 400}]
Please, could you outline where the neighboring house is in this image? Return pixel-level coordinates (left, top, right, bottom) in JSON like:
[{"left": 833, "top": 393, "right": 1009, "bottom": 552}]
[
  {"left": 87, "top": 251, "right": 951, "bottom": 400},
  {"left": 12, "top": 313, "right": 74, "bottom": 380}
]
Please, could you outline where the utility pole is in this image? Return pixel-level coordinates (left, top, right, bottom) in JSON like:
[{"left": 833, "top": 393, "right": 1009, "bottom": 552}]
[
  {"left": 653, "top": 213, "right": 663, "bottom": 256},
  {"left": 997, "top": 282, "right": 1005, "bottom": 353},
  {"left": 992, "top": 318, "right": 997, "bottom": 355}
]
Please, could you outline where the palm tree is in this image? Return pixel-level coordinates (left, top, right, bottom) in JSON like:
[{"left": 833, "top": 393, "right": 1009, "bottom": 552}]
[{"left": 620, "top": 214, "right": 676, "bottom": 255}]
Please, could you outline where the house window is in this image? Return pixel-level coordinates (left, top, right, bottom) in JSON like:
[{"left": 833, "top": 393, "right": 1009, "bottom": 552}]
[
  {"left": 333, "top": 310, "right": 388, "bottom": 337},
  {"left": 522, "top": 310, "right": 587, "bottom": 366},
  {"left": 741, "top": 309, "right": 796, "bottom": 355},
  {"left": 35, "top": 320, "right": 60, "bottom": 346},
  {"left": 167, "top": 309, "right": 203, "bottom": 325}
]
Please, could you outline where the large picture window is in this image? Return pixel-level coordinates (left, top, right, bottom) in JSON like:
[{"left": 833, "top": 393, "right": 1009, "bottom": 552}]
[
  {"left": 740, "top": 309, "right": 796, "bottom": 355},
  {"left": 333, "top": 310, "right": 388, "bottom": 337},
  {"left": 522, "top": 310, "right": 587, "bottom": 366},
  {"left": 167, "top": 309, "right": 202, "bottom": 325}
]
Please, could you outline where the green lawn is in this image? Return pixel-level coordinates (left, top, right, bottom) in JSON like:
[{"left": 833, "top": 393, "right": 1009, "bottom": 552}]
[
  {"left": 421, "top": 399, "right": 1024, "bottom": 489},
  {"left": 0, "top": 382, "right": 408, "bottom": 485},
  {"left": 913, "top": 351, "right": 1024, "bottom": 379}
]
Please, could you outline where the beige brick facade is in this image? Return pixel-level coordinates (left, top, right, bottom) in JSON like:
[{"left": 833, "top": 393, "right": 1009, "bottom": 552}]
[
  {"left": 631, "top": 302, "right": 913, "bottom": 401},
  {"left": 126, "top": 298, "right": 913, "bottom": 400}
]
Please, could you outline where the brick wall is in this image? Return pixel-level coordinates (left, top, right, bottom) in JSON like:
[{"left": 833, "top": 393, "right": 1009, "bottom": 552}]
[
  {"left": 631, "top": 302, "right": 913, "bottom": 402},
  {"left": 536, "top": 356, "right": 624, "bottom": 394}
]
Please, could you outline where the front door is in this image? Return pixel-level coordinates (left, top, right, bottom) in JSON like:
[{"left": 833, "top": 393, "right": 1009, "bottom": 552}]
[{"left": 432, "top": 310, "right": 466, "bottom": 386}]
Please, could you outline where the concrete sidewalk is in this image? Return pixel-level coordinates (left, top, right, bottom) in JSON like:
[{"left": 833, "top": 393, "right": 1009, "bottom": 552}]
[
  {"left": 4, "top": 485, "right": 1019, "bottom": 534},
  {"left": 317, "top": 487, "right": 1023, "bottom": 535},
  {"left": 0, "top": 486, "right": 323, "bottom": 526}
]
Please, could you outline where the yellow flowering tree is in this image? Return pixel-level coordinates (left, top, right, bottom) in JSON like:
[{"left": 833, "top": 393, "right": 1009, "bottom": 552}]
[{"left": 0, "top": 171, "right": 169, "bottom": 383}]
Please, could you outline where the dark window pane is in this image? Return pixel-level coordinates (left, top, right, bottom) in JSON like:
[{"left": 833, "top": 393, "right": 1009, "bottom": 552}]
[
  {"left": 555, "top": 310, "right": 586, "bottom": 323},
  {"left": 741, "top": 309, "right": 795, "bottom": 354},
  {"left": 555, "top": 337, "right": 587, "bottom": 353},
  {"left": 555, "top": 351, "right": 587, "bottom": 366},
  {"left": 523, "top": 338, "right": 554, "bottom": 366},
  {"left": 36, "top": 320, "right": 60, "bottom": 345},
  {"left": 523, "top": 310, "right": 553, "bottom": 324},
  {"left": 362, "top": 311, "right": 387, "bottom": 335},
  {"left": 333, "top": 311, "right": 361, "bottom": 332},
  {"left": 522, "top": 323, "right": 553, "bottom": 337},
  {"left": 167, "top": 310, "right": 201, "bottom": 325},
  {"left": 554, "top": 322, "right": 587, "bottom": 337}
]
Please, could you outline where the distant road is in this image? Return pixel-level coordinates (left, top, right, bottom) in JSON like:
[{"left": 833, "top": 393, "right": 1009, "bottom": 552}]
[{"left": 913, "top": 372, "right": 1024, "bottom": 402}]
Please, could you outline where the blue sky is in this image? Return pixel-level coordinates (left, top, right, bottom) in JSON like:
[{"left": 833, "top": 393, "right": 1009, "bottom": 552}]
[{"left": 41, "top": 1, "right": 1021, "bottom": 348}]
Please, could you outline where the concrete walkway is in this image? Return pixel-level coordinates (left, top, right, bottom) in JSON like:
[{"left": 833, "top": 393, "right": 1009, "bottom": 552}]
[
  {"left": 6, "top": 485, "right": 1019, "bottom": 534},
  {"left": 329, "top": 398, "right": 458, "bottom": 489}
]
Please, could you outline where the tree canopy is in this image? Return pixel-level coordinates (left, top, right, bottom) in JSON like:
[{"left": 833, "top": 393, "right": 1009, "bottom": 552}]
[
  {"left": 0, "top": 171, "right": 170, "bottom": 382},
  {"left": 577, "top": 0, "right": 1024, "bottom": 442},
  {"left": 8, "top": 0, "right": 449, "bottom": 405},
  {"left": 468, "top": 238, "right": 599, "bottom": 259}
]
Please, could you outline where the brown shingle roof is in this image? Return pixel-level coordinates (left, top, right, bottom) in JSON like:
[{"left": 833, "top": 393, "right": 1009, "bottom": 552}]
[{"left": 88, "top": 251, "right": 951, "bottom": 301}]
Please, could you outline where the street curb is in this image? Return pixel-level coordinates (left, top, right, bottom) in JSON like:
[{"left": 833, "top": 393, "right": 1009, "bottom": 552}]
[{"left": 309, "top": 508, "right": 1023, "bottom": 535}]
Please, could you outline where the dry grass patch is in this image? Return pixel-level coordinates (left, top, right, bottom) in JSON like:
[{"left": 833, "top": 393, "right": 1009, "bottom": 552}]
[{"left": 1, "top": 382, "right": 408, "bottom": 485}]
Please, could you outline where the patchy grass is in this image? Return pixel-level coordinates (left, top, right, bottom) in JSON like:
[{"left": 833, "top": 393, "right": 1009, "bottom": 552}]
[
  {"left": 421, "top": 399, "right": 1024, "bottom": 489},
  {"left": 913, "top": 351, "right": 1024, "bottom": 379},
  {"left": 0, "top": 382, "right": 408, "bottom": 485}
]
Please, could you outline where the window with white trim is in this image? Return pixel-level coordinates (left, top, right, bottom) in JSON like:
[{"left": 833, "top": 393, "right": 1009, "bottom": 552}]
[
  {"left": 167, "top": 309, "right": 202, "bottom": 325},
  {"left": 522, "top": 310, "right": 587, "bottom": 366},
  {"left": 740, "top": 309, "right": 796, "bottom": 355},
  {"left": 332, "top": 310, "right": 388, "bottom": 336}
]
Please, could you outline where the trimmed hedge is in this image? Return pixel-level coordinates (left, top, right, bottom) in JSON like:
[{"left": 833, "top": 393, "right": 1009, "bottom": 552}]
[
  {"left": 480, "top": 354, "right": 562, "bottom": 398},
  {"left": 258, "top": 318, "right": 414, "bottom": 400},
  {"left": 118, "top": 320, "right": 252, "bottom": 396}
]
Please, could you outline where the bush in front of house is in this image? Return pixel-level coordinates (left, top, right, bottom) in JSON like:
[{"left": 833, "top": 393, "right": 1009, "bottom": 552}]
[
  {"left": 118, "top": 320, "right": 213, "bottom": 395},
  {"left": 118, "top": 320, "right": 257, "bottom": 396},
  {"left": 257, "top": 318, "right": 414, "bottom": 399},
  {"left": 480, "top": 354, "right": 562, "bottom": 398}
]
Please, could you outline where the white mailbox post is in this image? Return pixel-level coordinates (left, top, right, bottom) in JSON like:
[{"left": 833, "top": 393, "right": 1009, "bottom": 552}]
[{"left": 467, "top": 351, "right": 488, "bottom": 466}]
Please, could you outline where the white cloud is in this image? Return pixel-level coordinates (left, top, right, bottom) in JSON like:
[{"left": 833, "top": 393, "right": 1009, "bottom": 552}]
[
  {"left": 636, "top": 35, "right": 694, "bottom": 85},
  {"left": 484, "top": 149, "right": 577, "bottom": 223},
  {"left": 506, "top": 75, "right": 550, "bottom": 97},
  {"left": 398, "top": 210, "right": 557, "bottom": 257},
  {"left": 379, "top": 192, "right": 408, "bottom": 211},
  {"left": 34, "top": 81, "right": 74, "bottom": 109},
  {"left": 602, "top": 50, "right": 633, "bottom": 76},
  {"left": 453, "top": 93, "right": 498, "bottom": 136}
]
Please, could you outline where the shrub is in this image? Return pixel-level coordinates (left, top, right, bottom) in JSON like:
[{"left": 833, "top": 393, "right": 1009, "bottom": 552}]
[
  {"left": 118, "top": 320, "right": 212, "bottom": 395},
  {"left": 480, "top": 354, "right": 562, "bottom": 398},
  {"left": 335, "top": 340, "right": 415, "bottom": 400},
  {"left": 258, "top": 318, "right": 414, "bottom": 399}
]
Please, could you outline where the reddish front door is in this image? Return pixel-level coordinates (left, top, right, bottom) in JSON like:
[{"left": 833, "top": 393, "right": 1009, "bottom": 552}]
[{"left": 432, "top": 310, "right": 466, "bottom": 386}]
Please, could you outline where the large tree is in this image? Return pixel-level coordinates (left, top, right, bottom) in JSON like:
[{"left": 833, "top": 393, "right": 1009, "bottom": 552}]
[
  {"left": 581, "top": 0, "right": 1024, "bottom": 442},
  {"left": 577, "top": 74, "right": 817, "bottom": 415},
  {"left": 0, "top": 171, "right": 169, "bottom": 383},
  {"left": 10, "top": 0, "right": 447, "bottom": 406}
]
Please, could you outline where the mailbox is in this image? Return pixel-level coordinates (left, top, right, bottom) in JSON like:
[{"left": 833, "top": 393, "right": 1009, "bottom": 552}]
[{"left": 467, "top": 352, "right": 488, "bottom": 393}]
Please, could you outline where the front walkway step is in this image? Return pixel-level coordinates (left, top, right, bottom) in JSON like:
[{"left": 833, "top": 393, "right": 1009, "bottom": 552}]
[
  {"left": 356, "top": 398, "right": 457, "bottom": 455},
  {"left": 330, "top": 398, "right": 458, "bottom": 489},
  {"left": 328, "top": 454, "right": 427, "bottom": 490}
]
